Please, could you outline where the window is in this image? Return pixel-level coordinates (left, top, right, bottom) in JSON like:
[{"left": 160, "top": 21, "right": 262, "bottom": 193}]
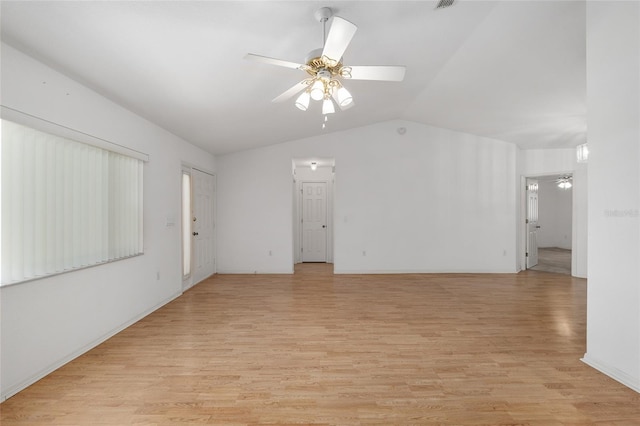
[{"left": 1, "top": 119, "right": 144, "bottom": 286}]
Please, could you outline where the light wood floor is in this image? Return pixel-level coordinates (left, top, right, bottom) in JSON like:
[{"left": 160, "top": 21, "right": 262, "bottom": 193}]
[{"left": 2, "top": 265, "right": 640, "bottom": 425}]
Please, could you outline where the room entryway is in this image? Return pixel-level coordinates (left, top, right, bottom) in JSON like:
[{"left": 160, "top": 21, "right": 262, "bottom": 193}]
[
  {"left": 526, "top": 179, "right": 540, "bottom": 268},
  {"left": 530, "top": 247, "right": 571, "bottom": 275},
  {"left": 182, "top": 166, "right": 216, "bottom": 290},
  {"left": 523, "top": 174, "right": 573, "bottom": 276},
  {"left": 292, "top": 158, "right": 335, "bottom": 266}
]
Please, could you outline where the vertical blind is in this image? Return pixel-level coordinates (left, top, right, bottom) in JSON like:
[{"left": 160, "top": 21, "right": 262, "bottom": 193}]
[{"left": 1, "top": 119, "right": 143, "bottom": 286}]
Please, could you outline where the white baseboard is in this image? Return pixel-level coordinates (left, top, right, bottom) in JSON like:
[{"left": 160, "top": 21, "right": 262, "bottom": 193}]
[
  {"left": 1, "top": 291, "right": 182, "bottom": 402},
  {"left": 582, "top": 353, "right": 640, "bottom": 393},
  {"left": 333, "top": 268, "right": 517, "bottom": 274},
  {"left": 216, "top": 269, "right": 294, "bottom": 274}
]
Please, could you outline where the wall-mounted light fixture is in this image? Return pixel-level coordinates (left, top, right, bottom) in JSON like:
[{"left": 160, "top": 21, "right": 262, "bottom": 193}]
[
  {"left": 310, "top": 161, "right": 318, "bottom": 171},
  {"left": 576, "top": 143, "right": 589, "bottom": 163}
]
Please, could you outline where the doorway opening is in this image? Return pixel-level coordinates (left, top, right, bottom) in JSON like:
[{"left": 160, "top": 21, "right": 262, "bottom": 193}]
[
  {"left": 522, "top": 174, "right": 573, "bottom": 275},
  {"left": 182, "top": 165, "right": 216, "bottom": 291},
  {"left": 292, "top": 158, "right": 335, "bottom": 268}
]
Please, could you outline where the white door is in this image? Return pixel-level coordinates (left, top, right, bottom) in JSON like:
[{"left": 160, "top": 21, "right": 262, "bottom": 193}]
[
  {"left": 192, "top": 169, "right": 216, "bottom": 284},
  {"left": 526, "top": 179, "right": 539, "bottom": 269},
  {"left": 302, "top": 182, "right": 327, "bottom": 262}
]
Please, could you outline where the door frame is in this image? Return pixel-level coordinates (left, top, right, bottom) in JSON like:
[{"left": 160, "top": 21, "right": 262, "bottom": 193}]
[
  {"left": 181, "top": 165, "right": 193, "bottom": 290},
  {"left": 519, "top": 171, "right": 574, "bottom": 274},
  {"left": 525, "top": 178, "right": 540, "bottom": 269},
  {"left": 291, "top": 158, "right": 335, "bottom": 266},
  {"left": 181, "top": 163, "right": 216, "bottom": 291}
]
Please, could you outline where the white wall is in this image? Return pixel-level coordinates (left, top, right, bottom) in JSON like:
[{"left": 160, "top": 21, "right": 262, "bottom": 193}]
[
  {"left": 537, "top": 180, "right": 573, "bottom": 249},
  {"left": 217, "top": 121, "right": 518, "bottom": 274},
  {"left": 522, "top": 148, "right": 577, "bottom": 176},
  {"left": 583, "top": 1, "right": 640, "bottom": 392},
  {"left": 0, "top": 44, "right": 216, "bottom": 400},
  {"left": 519, "top": 148, "right": 588, "bottom": 278}
]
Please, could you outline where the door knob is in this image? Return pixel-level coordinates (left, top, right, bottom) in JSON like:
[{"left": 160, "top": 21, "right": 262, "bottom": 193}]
[
  {"left": 322, "top": 225, "right": 326, "bottom": 228},
  {"left": 193, "top": 232, "right": 199, "bottom": 236}
]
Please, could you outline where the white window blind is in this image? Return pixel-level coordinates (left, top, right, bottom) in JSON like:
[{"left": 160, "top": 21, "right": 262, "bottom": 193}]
[{"left": 1, "top": 119, "right": 143, "bottom": 286}]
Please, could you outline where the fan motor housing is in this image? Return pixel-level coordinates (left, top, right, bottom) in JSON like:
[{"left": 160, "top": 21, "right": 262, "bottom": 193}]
[
  {"left": 305, "top": 48, "right": 343, "bottom": 77},
  {"left": 314, "top": 7, "right": 333, "bottom": 23},
  {"left": 316, "top": 69, "right": 332, "bottom": 80},
  {"left": 305, "top": 48, "right": 324, "bottom": 65}
]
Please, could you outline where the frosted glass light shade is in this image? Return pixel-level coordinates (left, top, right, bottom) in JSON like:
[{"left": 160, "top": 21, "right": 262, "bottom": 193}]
[
  {"left": 337, "top": 86, "right": 353, "bottom": 106},
  {"left": 310, "top": 80, "right": 325, "bottom": 101},
  {"left": 322, "top": 98, "right": 335, "bottom": 115},
  {"left": 557, "top": 180, "right": 572, "bottom": 189},
  {"left": 576, "top": 143, "right": 589, "bottom": 163},
  {"left": 295, "top": 91, "right": 310, "bottom": 111}
]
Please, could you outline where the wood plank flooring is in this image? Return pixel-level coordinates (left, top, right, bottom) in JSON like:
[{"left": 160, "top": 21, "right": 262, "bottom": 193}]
[{"left": 2, "top": 264, "right": 640, "bottom": 425}]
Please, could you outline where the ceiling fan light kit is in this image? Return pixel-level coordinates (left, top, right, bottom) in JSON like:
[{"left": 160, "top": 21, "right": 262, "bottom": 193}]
[
  {"left": 557, "top": 176, "right": 573, "bottom": 190},
  {"left": 310, "top": 79, "right": 326, "bottom": 101},
  {"left": 295, "top": 91, "right": 311, "bottom": 111},
  {"left": 245, "top": 7, "right": 406, "bottom": 125},
  {"left": 322, "top": 98, "right": 336, "bottom": 115},
  {"left": 336, "top": 86, "right": 353, "bottom": 107}
]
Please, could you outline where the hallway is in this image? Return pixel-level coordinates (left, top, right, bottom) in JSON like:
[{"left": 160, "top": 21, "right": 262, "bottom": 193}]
[{"left": 530, "top": 247, "right": 572, "bottom": 275}]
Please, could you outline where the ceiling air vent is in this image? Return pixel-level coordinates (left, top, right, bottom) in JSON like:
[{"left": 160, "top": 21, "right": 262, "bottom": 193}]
[{"left": 436, "top": 0, "right": 455, "bottom": 9}]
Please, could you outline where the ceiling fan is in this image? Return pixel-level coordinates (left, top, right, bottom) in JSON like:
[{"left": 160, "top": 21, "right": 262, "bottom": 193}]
[
  {"left": 556, "top": 176, "right": 573, "bottom": 189},
  {"left": 245, "top": 7, "right": 406, "bottom": 118}
]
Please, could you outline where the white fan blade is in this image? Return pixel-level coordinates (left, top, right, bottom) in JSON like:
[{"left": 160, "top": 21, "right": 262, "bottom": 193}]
[
  {"left": 245, "top": 53, "right": 304, "bottom": 70},
  {"left": 321, "top": 16, "right": 357, "bottom": 62},
  {"left": 346, "top": 65, "right": 406, "bottom": 82},
  {"left": 272, "top": 81, "right": 308, "bottom": 103}
]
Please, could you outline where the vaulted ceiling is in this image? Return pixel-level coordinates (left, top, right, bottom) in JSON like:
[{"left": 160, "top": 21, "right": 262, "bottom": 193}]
[{"left": 1, "top": 1, "right": 586, "bottom": 155}]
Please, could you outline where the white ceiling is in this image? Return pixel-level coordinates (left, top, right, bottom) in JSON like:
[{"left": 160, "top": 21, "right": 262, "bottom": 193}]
[{"left": 0, "top": 1, "right": 586, "bottom": 156}]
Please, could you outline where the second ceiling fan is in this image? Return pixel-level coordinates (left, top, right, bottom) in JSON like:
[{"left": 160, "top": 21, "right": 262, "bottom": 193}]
[{"left": 245, "top": 7, "right": 406, "bottom": 116}]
